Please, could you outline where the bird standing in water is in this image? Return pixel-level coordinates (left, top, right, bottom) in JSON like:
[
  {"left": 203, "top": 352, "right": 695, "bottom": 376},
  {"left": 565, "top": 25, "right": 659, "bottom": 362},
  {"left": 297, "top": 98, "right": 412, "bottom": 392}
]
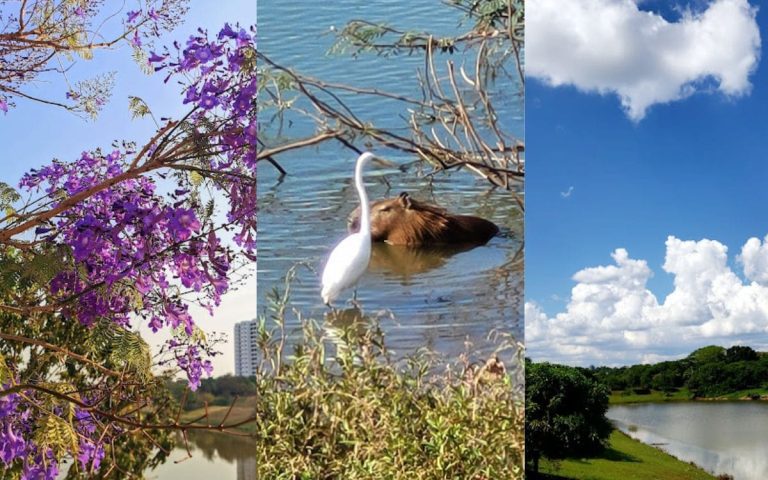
[{"left": 321, "top": 152, "right": 377, "bottom": 306}]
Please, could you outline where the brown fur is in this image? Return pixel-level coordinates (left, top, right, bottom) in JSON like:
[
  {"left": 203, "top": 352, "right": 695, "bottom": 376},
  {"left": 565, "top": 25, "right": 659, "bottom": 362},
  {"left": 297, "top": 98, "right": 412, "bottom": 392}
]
[{"left": 347, "top": 192, "right": 499, "bottom": 246}]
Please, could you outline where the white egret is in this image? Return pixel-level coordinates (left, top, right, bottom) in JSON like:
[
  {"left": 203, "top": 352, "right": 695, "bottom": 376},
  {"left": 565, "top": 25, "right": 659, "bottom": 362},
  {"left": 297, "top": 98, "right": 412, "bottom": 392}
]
[{"left": 320, "top": 152, "right": 379, "bottom": 306}]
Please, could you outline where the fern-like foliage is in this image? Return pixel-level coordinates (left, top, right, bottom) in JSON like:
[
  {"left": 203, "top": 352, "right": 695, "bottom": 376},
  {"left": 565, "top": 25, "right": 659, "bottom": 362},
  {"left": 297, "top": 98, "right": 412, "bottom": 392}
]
[
  {"left": 0, "top": 352, "right": 12, "bottom": 385},
  {"left": 90, "top": 320, "right": 153, "bottom": 380},
  {"left": 35, "top": 414, "right": 80, "bottom": 459},
  {"left": 0, "top": 181, "right": 20, "bottom": 218}
]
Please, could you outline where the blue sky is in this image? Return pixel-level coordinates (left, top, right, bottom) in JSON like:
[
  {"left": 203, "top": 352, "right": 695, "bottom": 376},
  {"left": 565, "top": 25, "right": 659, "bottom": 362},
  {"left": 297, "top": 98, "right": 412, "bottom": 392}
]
[
  {"left": 526, "top": 0, "right": 768, "bottom": 366},
  {"left": 0, "top": 1, "right": 255, "bottom": 375}
]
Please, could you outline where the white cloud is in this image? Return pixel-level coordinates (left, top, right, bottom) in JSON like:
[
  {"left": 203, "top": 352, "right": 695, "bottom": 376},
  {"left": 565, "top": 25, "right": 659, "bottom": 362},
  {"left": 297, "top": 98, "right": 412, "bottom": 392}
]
[
  {"left": 561, "top": 186, "right": 574, "bottom": 198},
  {"left": 528, "top": 0, "right": 761, "bottom": 121},
  {"left": 527, "top": 236, "right": 768, "bottom": 365},
  {"left": 740, "top": 235, "right": 768, "bottom": 284}
]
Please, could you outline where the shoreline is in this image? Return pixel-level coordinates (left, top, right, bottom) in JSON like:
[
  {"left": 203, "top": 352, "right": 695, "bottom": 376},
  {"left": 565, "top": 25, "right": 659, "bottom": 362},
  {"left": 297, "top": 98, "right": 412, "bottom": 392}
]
[
  {"left": 538, "top": 429, "right": 717, "bottom": 480},
  {"left": 609, "top": 388, "right": 768, "bottom": 405},
  {"left": 612, "top": 426, "right": 732, "bottom": 480}
]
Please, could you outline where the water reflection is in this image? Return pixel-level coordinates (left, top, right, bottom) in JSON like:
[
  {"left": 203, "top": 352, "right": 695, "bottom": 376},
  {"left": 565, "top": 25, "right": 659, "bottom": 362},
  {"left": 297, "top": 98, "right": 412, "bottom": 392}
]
[
  {"left": 145, "top": 431, "right": 254, "bottom": 480},
  {"left": 368, "top": 243, "right": 485, "bottom": 281},
  {"left": 608, "top": 402, "right": 768, "bottom": 480}
]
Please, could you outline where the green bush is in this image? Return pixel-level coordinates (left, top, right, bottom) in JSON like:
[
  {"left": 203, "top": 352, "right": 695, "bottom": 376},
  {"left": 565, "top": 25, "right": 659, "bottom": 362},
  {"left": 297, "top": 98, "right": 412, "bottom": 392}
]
[{"left": 250, "top": 275, "right": 524, "bottom": 479}]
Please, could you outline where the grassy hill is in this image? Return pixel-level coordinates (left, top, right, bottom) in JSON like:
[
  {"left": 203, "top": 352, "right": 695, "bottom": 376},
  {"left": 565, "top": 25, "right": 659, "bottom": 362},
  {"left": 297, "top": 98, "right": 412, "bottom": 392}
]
[{"left": 536, "top": 430, "right": 717, "bottom": 480}]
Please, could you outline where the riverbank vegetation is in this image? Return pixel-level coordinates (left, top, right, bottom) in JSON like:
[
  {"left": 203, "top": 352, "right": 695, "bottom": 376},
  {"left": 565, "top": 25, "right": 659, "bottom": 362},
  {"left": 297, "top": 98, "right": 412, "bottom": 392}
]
[
  {"left": 168, "top": 375, "right": 256, "bottom": 409},
  {"left": 536, "top": 430, "right": 716, "bottom": 480},
  {"left": 247, "top": 273, "right": 525, "bottom": 479}
]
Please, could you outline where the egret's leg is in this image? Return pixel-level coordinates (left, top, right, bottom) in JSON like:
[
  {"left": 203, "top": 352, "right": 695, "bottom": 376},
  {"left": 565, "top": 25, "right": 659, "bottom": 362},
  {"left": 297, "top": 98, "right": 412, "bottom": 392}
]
[{"left": 351, "top": 288, "right": 362, "bottom": 310}]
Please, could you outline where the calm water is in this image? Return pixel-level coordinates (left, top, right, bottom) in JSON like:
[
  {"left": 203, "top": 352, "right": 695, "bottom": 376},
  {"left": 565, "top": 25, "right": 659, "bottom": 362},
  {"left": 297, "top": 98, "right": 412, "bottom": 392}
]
[
  {"left": 258, "top": 1, "right": 524, "bottom": 361},
  {"left": 608, "top": 402, "right": 768, "bottom": 479},
  {"left": 145, "top": 431, "right": 255, "bottom": 479},
  {"left": 56, "top": 431, "right": 254, "bottom": 479}
]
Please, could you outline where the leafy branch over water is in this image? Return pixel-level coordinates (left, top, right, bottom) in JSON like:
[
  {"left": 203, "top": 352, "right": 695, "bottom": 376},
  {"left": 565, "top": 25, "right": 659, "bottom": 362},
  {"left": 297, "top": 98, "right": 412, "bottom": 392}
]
[{"left": 257, "top": 0, "right": 524, "bottom": 194}]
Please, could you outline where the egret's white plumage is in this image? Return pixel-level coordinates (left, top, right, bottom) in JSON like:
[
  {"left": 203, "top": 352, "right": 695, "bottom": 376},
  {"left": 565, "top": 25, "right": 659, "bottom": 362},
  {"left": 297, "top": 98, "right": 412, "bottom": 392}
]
[{"left": 321, "top": 152, "right": 375, "bottom": 306}]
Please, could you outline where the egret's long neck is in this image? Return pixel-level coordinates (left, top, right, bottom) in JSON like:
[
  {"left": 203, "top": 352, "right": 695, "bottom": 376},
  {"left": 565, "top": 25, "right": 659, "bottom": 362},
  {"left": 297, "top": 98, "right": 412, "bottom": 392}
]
[{"left": 355, "top": 153, "right": 372, "bottom": 237}]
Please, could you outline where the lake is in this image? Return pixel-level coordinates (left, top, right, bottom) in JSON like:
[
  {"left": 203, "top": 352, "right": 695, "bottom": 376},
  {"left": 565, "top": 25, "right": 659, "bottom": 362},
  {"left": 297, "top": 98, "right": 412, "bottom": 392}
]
[
  {"left": 54, "top": 431, "right": 255, "bottom": 479},
  {"left": 145, "top": 431, "right": 255, "bottom": 479},
  {"left": 608, "top": 402, "right": 768, "bottom": 480},
  {"left": 257, "top": 0, "right": 524, "bottom": 362}
]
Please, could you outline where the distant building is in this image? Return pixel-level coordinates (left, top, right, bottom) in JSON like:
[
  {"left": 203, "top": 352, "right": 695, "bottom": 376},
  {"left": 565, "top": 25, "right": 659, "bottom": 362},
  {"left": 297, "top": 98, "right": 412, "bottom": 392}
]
[
  {"left": 238, "top": 457, "right": 256, "bottom": 480},
  {"left": 234, "top": 319, "right": 257, "bottom": 377}
]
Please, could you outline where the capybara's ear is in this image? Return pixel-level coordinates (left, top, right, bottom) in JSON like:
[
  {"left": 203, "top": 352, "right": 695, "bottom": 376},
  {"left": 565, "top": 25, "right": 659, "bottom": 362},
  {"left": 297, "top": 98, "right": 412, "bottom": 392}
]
[{"left": 398, "top": 192, "right": 412, "bottom": 209}]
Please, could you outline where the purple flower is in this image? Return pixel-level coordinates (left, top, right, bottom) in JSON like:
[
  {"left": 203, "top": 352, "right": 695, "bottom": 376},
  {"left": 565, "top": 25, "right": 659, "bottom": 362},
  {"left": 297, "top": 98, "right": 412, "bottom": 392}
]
[
  {"left": 0, "top": 98, "right": 8, "bottom": 113},
  {"left": 168, "top": 207, "right": 201, "bottom": 240},
  {"left": 78, "top": 441, "right": 104, "bottom": 471},
  {"left": 199, "top": 92, "right": 219, "bottom": 110},
  {"left": 236, "top": 28, "right": 252, "bottom": 48},
  {"left": 148, "top": 316, "right": 163, "bottom": 333},
  {"left": 183, "top": 87, "right": 199, "bottom": 104},
  {"left": 130, "top": 30, "right": 142, "bottom": 48},
  {"left": 148, "top": 52, "right": 166, "bottom": 64},
  {"left": 218, "top": 23, "right": 238, "bottom": 40},
  {"left": 194, "top": 46, "right": 213, "bottom": 63},
  {"left": 126, "top": 10, "right": 140, "bottom": 23},
  {"left": 72, "top": 229, "right": 97, "bottom": 261},
  {"left": 148, "top": 9, "right": 159, "bottom": 21}
]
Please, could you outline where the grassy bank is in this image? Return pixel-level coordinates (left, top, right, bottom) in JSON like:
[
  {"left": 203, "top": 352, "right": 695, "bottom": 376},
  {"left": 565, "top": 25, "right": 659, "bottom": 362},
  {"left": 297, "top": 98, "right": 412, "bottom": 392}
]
[
  {"left": 610, "top": 387, "right": 768, "bottom": 404},
  {"left": 610, "top": 389, "right": 692, "bottom": 404},
  {"left": 537, "top": 430, "right": 716, "bottom": 480},
  {"left": 180, "top": 396, "right": 258, "bottom": 434}
]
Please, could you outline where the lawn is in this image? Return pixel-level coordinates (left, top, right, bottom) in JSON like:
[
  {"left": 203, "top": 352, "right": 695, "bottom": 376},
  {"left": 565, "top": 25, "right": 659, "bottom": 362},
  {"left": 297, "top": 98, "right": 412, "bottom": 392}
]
[
  {"left": 609, "top": 389, "right": 692, "bottom": 404},
  {"left": 610, "top": 387, "right": 768, "bottom": 404},
  {"left": 536, "top": 430, "right": 716, "bottom": 480}
]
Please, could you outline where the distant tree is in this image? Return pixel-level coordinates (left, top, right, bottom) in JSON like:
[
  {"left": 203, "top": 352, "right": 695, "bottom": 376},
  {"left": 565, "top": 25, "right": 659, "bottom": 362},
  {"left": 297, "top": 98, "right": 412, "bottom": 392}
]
[
  {"left": 725, "top": 345, "right": 758, "bottom": 363},
  {"left": 526, "top": 360, "right": 612, "bottom": 475},
  {"left": 687, "top": 363, "right": 729, "bottom": 397},
  {"left": 688, "top": 345, "right": 726, "bottom": 364}
]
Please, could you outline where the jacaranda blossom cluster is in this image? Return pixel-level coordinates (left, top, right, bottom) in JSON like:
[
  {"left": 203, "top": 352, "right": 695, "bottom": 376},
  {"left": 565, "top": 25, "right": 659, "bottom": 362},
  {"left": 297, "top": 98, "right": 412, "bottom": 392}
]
[
  {"left": 150, "top": 23, "right": 257, "bottom": 253},
  {"left": 1, "top": 384, "right": 103, "bottom": 479},
  {"left": 0, "top": 21, "right": 255, "bottom": 477}
]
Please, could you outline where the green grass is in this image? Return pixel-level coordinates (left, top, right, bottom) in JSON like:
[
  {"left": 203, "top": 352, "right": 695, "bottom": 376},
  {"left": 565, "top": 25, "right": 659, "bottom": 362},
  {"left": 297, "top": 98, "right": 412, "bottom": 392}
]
[
  {"left": 610, "top": 387, "right": 768, "bottom": 404},
  {"left": 537, "top": 430, "right": 716, "bottom": 480},
  {"left": 609, "top": 389, "right": 693, "bottom": 404},
  {"left": 707, "top": 387, "right": 768, "bottom": 400}
]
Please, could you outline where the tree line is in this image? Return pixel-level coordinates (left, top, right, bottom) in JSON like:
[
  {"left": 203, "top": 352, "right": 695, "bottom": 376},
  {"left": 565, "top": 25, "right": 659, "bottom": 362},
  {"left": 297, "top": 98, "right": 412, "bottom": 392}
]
[
  {"left": 167, "top": 375, "right": 256, "bottom": 409},
  {"left": 589, "top": 345, "right": 768, "bottom": 398}
]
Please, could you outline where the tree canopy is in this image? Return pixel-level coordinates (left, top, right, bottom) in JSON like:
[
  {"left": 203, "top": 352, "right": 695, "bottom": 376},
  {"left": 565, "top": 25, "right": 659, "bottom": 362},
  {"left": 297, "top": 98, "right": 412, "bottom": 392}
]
[
  {"left": 590, "top": 344, "right": 768, "bottom": 398},
  {"left": 525, "top": 360, "right": 612, "bottom": 475},
  {"left": 0, "top": 2, "right": 255, "bottom": 477}
]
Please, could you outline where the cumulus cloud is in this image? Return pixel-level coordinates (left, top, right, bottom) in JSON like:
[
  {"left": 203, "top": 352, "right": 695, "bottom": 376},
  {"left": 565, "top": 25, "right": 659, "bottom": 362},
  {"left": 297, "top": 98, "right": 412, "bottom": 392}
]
[
  {"left": 528, "top": 0, "right": 761, "bottom": 121},
  {"left": 527, "top": 236, "right": 768, "bottom": 366},
  {"left": 740, "top": 235, "right": 768, "bottom": 284}
]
